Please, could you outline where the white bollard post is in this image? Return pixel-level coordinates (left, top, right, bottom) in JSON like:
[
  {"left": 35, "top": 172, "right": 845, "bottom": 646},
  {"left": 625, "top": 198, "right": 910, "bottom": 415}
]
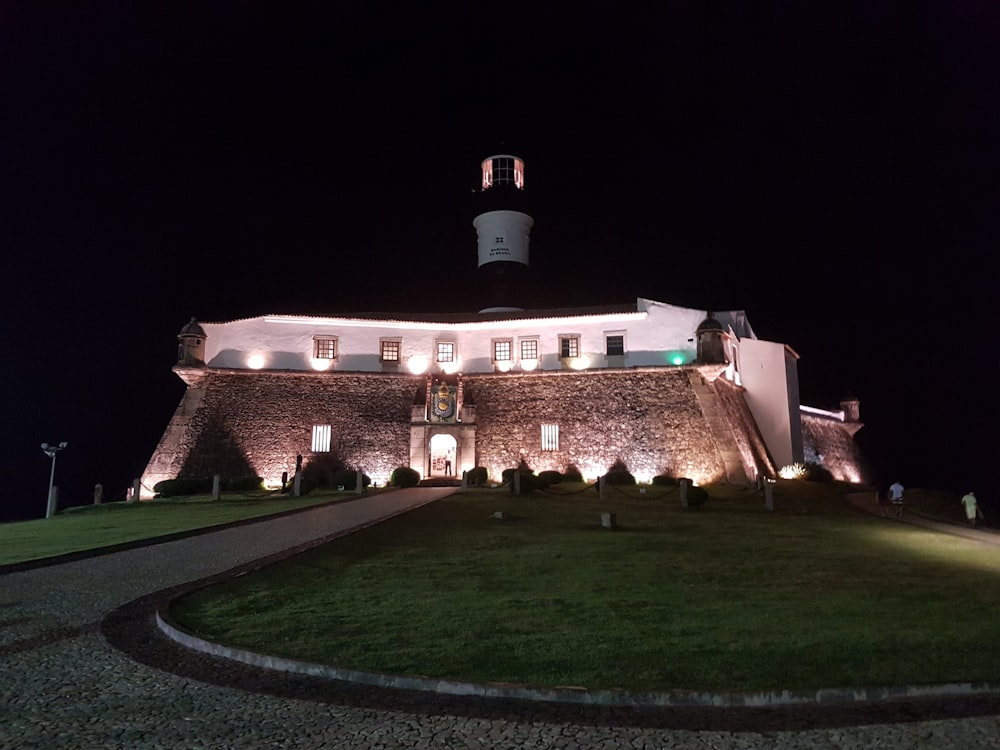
[
  {"left": 131, "top": 478, "right": 141, "bottom": 503},
  {"left": 764, "top": 480, "right": 774, "bottom": 511},
  {"left": 293, "top": 470, "right": 302, "bottom": 497},
  {"left": 356, "top": 469, "right": 364, "bottom": 494},
  {"left": 93, "top": 483, "right": 103, "bottom": 505},
  {"left": 212, "top": 474, "right": 221, "bottom": 500}
]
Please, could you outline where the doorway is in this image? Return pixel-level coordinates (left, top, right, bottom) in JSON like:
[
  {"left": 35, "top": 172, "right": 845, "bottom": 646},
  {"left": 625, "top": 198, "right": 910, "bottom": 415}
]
[{"left": 429, "top": 433, "right": 457, "bottom": 477}]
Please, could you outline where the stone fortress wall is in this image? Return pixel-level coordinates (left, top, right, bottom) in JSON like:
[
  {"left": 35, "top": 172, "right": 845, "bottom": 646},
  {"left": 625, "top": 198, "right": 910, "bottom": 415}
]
[{"left": 143, "top": 365, "right": 771, "bottom": 491}]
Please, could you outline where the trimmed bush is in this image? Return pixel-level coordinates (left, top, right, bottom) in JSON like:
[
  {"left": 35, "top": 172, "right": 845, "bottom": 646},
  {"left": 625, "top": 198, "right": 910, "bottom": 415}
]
[
  {"left": 302, "top": 452, "right": 347, "bottom": 486},
  {"left": 563, "top": 464, "right": 583, "bottom": 483},
  {"left": 223, "top": 476, "right": 264, "bottom": 492},
  {"left": 537, "top": 470, "right": 563, "bottom": 487},
  {"left": 652, "top": 475, "right": 678, "bottom": 487},
  {"left": 390, "top": 466, "right": 420, "bottom": 488},
  {"left": 502, "top": 468, "right": 538, "bottom": 492},
  {"left": 153, "top": 478, "right": 212, "bottom": 497},
  {"left": 604, "top": 470, "right": 636, "bottom": 486},
  {"left": 686, "top": 485, "right": 709, "bottom": 506},
  {"left": 805, "top": 463, "right": 835, "bottom": 483},
  {"left": 466, "top": 466, "right": 488, "bottom": 486}
]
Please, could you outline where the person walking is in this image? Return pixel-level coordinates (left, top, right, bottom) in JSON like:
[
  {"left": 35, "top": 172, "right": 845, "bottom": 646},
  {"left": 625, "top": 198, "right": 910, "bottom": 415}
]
[
  {"left": 888, "top": 480, "right": 905, "bottom": 517},
  {"left": 876, "top": 484, "right": 891, "bottom": 517},
  {"left": 961, "top": 491, "right": 982, "bottom": 528}
]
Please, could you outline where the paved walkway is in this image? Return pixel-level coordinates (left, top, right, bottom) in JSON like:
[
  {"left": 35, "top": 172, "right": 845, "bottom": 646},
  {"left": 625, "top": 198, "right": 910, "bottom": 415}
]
[
  {"left": 2, "top": 488, "right": 999, "bottom": 749},
  {"left": 846, "top": 492, "right": 1000, "bottom": 545}
]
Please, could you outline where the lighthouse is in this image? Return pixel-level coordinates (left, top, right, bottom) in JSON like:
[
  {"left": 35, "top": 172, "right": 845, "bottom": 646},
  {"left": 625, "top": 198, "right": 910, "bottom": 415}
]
[{"left": 473, "top": 153, "right": 534, "bottom": 311}]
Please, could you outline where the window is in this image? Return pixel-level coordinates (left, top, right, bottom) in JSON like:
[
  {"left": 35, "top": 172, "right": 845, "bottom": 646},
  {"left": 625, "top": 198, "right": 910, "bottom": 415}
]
[
  {"left": 313, "top": 336, "right": 337, "bottom": 359},
  {"left": 606, "top": 334, "right": 625, "bottom": 357},
  {"left": 380, "top": 339, "right": 401, "bottom": 362},
  {"left": 312, "top": 425, "right": 332, "bottom": 453},
  {"left": 559, "top": 335, "right": 580, "bottom": 359},
  {"left": 541, "top": 424, "right": 560, "bottom": 451},
  {"left": 520, "top": 338, "right": 538, "bottom": 360},
  {"left": 493, "top": 339, "right": 512, "bottom": 362},
  {"left": 436, "top": 341, "right": 455, "bottom": 363}
]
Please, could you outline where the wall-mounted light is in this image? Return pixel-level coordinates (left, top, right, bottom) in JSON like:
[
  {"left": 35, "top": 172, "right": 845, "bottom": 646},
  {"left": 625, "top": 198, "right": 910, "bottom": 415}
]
[
  {"left": 407, "top": 355, "right": 429, "bottom": 374},
  {"left": 247, "top": 353, "right": 266, "bottom": 370},
  {"left": 310, "top": 358, "right": 332, "bottom": 371}
]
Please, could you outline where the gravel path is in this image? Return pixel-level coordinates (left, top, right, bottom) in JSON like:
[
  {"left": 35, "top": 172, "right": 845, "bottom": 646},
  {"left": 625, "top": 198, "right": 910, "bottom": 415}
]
[{"left": 2, "top": 488, "right": 999, "bottom": 749}]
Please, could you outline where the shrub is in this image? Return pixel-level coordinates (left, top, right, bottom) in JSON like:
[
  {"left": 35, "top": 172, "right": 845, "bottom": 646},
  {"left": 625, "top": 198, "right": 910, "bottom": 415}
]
[
  {"left": 563, "top": 464, "right": 583, "bottom": 483},
  {"left": 652, "top": 474, "right": 678, "bottom": 487},
  {"left": 537, "top": 470, "right": 563, "bottom": 487},
  {"left": 302, "top": 452, "right": 347, "bottom": 486},
  {"left": 685, "top": 485, "right": 709, "bottom": 506},
  {"left": 390, "top": 466, "right": 420, "bottom": 488},
  {"left": 466, "top": 466, "right": 488, "bottom": 486},
  {"left": 604, "top": 470, "right": 636, "bottom": 486},
  {"left": 778, "top": 462, "right": 808, "bottom": 480},
  {"left": 502, "top": 468, "right": 538, "bottom": 492},
  {"left": 223, "top": 476, "right": 264, "bottom": 492},
  {"left": 805, "top": 463, "right": 835, "bottom": 483},
  {"left": 153, "top": 477, "right": 212, "bottom": 497}
]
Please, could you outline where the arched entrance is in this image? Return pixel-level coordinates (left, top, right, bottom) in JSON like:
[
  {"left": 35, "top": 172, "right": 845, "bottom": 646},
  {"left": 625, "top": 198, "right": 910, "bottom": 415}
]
[{"left": 429, "top": 433, "right": 457, "bottom": 477}]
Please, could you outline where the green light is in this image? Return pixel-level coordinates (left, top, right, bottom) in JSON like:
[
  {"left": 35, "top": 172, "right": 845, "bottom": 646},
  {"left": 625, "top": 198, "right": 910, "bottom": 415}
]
[{"left": 670, "top": 354, "right": 685, "bottom": 365}]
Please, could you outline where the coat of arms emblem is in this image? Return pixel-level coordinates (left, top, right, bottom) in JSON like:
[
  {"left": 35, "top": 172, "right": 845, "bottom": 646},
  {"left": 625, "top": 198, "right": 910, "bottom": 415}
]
[{"left": 430, "top": 383, "right": 458, "bottom": 422}]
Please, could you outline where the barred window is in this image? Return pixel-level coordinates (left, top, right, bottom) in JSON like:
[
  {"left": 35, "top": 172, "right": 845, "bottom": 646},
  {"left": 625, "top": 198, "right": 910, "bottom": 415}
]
[
  {"left": 380, "top": 339, "right": 401, "bottom": 362},
  {"left": 493, "top": 339, "right": 512, "bottom": 361},
  {"left": 541, "top": 424, "right": 560, "bottom": 451},
  {"left": 559, "top": 336, "right": 580, "bottom": 358},
  {"left": 606, "top": 334, "right": 625, "bottom": 357},
  {"left": 520, "top": 338, "right": 538, "bottom": 360},
  {"left": 436, "top": 341, "right": 455, "bottom": 363},
  {"left": 312, "top": 425, "right": 332, "bottom": 453},
  {"left": 314, "top": 337, "right": 337, "bottom": 359}
]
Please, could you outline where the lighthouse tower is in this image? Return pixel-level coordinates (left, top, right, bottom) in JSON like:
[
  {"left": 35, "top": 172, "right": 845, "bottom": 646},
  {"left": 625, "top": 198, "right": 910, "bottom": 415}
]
[{"left": 473, "top": 153, "right": 534, "bottom": 311}]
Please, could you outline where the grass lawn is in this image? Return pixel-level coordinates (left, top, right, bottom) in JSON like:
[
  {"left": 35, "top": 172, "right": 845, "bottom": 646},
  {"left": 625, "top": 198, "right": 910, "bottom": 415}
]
[
  {"left": 0, "top": 488, "right": 361, "bottom": 565},
  {"left": 169, "top": 481, "right": 1000, "bottom": 693}
]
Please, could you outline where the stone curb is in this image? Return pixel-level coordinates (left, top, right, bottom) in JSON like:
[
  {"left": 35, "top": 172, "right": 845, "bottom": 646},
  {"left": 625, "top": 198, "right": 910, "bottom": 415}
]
[{"left": 155, "top": 609, "right": 1000, "bottom": 709}]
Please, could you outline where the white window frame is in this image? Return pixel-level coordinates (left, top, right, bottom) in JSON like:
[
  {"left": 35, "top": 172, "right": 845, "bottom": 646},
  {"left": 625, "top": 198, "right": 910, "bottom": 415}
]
[
  {"left": 558, "top": 334, "right": 580, "bottom": 359},
  {"left": 520, "top": 337, "right": 539, "bottom": 361},
  {"left": 313, "top": 336, "right": 338, "bottom": 360},
  {"left": 380, "top": 338, "right": 401, "bottom": 362},
  {"left": 605, "top": 331, "right": 626, "bottom": 357},
  {"left": 492, "top": 338, "right": 513, "bottom": 362},
  {"left": 436, "top": 341, "right": 456, "bottom": 363}
]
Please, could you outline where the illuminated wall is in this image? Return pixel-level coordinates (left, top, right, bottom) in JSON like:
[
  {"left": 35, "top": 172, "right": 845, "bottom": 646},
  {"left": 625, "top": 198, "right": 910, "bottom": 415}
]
[
  {"left": 464, "top": 368, "right": 729, "bottom": 485},
  {"left": 142, "top": 366, "right": 757, "bottom": 493},
  {"left": 800, "top": 413, "right": 868, "bottom": 483}
]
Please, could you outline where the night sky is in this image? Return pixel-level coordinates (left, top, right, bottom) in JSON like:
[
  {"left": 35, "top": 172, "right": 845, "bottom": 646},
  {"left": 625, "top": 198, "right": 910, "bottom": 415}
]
[{"left": 2, "top": 4, "right": 996, "bottom": 522}]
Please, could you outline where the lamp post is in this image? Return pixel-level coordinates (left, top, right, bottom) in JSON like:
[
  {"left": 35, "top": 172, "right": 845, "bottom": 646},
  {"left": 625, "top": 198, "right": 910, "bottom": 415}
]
[{"left": 41, "top": 442, "right": 68, "bottom": 519}]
